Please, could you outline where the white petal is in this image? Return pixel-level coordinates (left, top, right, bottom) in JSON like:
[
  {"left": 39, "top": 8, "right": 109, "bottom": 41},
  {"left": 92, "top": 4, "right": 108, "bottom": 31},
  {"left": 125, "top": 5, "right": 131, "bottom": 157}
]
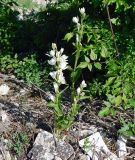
[
  {"left": 59, "top": 61, "right": 68, "bottom": 70},
  {"left": 60, "top": 55, "right": 68, "bottom": 61},
  {"left": 52, "top": 43, "right": 57, "bottom": 50},
  {"left": 77, "top": 87, "right": 81, "bottom": 95},
  {"left": 56, "top": 51, "right": 61, "bottom": 59},
  {"left": 79, "top": 7, "right": 85, "bottom": 15},
  {"left": 48, "top": 58, "right": 56, "bottom": 65},
  {"left": 53, "top": 82, "right": 59, "bottom": 92},
  {"left": 81, "top": 80, "right": 87, "bottom": 88},
  {"left": 49, "top": 71, "right": 57, "bottom": 79},
  {"left": 81, "top": 92, "right": 85, "bottom": 96},
  {"left": 57, "top": 70, "right": 66, "bottom": 84},
  {"left": 72, "top": 17, "right": 79, "bottom": 24},
  {"left": 50, "top": 50, "right": 55, "bottom": 57},
  {"left": 49, "top": 94, "right": 55, "bottom": 102},
  {"left": 60, "top": 48, "right": 64, "bottom": 54}
]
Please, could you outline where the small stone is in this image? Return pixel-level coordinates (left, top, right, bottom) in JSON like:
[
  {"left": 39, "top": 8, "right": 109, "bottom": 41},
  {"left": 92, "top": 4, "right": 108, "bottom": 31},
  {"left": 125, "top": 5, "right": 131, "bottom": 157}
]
[
  {"left": 0, "top": 110, "right": 9, "bottom": 122},
  {"left": 0, "top": 84, "right": 10, "bottom": 95},
  {"left": 79, "top": 154, "right": 90, "bottom": 160},
  {"left": 116, "top": 136, "right": 127, "bottom": 158}
]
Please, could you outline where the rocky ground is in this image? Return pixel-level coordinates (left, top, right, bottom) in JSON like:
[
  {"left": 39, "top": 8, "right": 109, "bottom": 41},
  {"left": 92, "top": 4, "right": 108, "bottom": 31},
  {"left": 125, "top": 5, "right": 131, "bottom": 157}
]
[{"left": 0, "top": 73, "right": 135, "bottom": 160}]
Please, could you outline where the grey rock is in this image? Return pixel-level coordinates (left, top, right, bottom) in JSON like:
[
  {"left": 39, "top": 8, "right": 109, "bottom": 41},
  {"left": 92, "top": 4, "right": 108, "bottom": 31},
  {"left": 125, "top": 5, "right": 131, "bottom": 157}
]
[
  {"left": 116, "top": 136, "right": 127, "bottom": 158},
  {"left": 0, "top": 138, "right": 11, "bottom": 160},
  {"left": 79, "top": 132, "right": 119, "bottom": 160},
  {"left": 28, "top": 130, "right": 74, "bottom": 160},
  {"left": 0, "top": 110, "right": 11, "bottom": 134}
]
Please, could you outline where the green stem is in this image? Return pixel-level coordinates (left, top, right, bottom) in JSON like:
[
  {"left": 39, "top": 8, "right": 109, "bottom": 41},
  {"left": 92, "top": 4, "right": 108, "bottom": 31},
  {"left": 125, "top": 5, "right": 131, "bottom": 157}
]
[{"left": 71, "top": 18, "right": 84, "bottom": 102}]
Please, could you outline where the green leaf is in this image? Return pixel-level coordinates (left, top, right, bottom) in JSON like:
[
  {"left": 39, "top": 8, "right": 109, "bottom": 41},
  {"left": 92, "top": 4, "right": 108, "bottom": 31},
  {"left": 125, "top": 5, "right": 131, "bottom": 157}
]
[
  {"left": 106, "top": 77, "right": 115, "bottom": 86},
  {"left": 115, "top": 95, "right": 122, "bottom": 106},
  {"left": 77, "top": 62, "right": 88, "bottom": 69},
  {"left": 71, "top": 70, "right": 82, "bottom": 82},
  {"left": 98, "top": 107, "right": 110, "bottom": 117},
  {"left": 101, "top": 45, "right": 108, "bottom": 58},
  {"left": 67, "top": 65, "right": 73, "bottom": 71},
  {"left": 47, "top": 102, "right": 56, "bottom": 108},
  {"left": 64, "top": 32, "right": 74, "bottom": 42},
  {"left": 122, "top": 94, "right": 128, "bottom": 103},
  {"left": 90, "top": 50, "right": 97, "bottom": 60},
  {"left": 104, "top": 101, "right": 111, "bottom": 107},
  {"left": 79, "top": 96, "right": 90, "bottom": 100},
  {"left": 94, "top": 62, "right": 102, "bottom": 70},
  {"left": 88, "top": 64, "right": 92, "bottom": 71},
  {"left": 85, "top": 56, "right": 90, "bottom": 63},
  {"left": 128, "top": 99, "right": 135, "bottom": 106}
]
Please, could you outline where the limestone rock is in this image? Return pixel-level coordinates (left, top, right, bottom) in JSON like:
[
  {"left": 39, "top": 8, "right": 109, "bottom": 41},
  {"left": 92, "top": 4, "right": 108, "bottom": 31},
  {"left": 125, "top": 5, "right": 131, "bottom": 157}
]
[
  {"left": 79, "top": 132, "right": 119, "bottom": 160},
  {"left": 28, "top": 130, "right": 74, "bottom": 160},
  {"left": 0, "top": 138, "right": 11, "bottom": 160}
]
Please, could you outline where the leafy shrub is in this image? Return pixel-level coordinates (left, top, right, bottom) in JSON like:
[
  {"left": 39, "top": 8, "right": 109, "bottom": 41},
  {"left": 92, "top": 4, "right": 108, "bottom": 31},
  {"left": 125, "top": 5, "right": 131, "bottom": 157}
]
[
  {"left": 0, "top": 53, "right": 46, "bottom": 86},
  {"left": 118, "top": 119, "right": 135, "bottom": 137},
  {"left": 0, "top": 0, "right": 18, "bottom": 51}
]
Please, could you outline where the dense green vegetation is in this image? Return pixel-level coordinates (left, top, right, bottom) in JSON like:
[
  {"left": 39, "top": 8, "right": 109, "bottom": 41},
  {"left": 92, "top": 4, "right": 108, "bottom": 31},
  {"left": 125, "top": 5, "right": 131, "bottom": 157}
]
[{"left": 0, "top": 0, "right": 135, "bottom": 136}]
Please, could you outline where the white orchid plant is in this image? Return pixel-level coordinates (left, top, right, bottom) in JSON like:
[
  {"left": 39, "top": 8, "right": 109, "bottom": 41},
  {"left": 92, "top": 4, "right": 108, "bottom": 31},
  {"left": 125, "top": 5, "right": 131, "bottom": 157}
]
[{"left": 47, "top": 8, "right": 88, "bottom": 135}]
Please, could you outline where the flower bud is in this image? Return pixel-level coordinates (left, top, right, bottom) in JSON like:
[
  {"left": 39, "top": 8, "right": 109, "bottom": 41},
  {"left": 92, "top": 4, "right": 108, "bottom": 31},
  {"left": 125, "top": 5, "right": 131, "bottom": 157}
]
[
  {"left": 49, "top": 94, "right": 55, "bottom": 102},
  {"left": 72, "top": 17, "right": 79, "bottom": 24},
  {"left": 60, "top": 48, "right": 64, "bottom": 54},
  {"left": 81, "top": 80, "right": 87, "bottom": 88},
  {"left": 77, "top": 87, "right": 81, "bottom": 95},
  {"left": 76, "top": 34, "right": 79, "bottom": 42},
  {"left": 52, "top": 43, "right": 57, "bottom": 50},
  {"left": 53, "top": 82, "right": 59, "bottom": 92},
  {"left": 79, "top": 7, "right": 86, "bottom": 16}
]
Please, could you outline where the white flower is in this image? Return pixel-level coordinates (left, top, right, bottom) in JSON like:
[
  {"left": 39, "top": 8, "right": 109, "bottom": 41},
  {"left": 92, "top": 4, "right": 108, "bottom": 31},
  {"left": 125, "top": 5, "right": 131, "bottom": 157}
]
[
  {"left": 53, "top": 82, "right": 59, "bottom": 92},
  {"left": 52, "top": 43, "right": 57, "bottom": 50},
  {"left": 79, "top": 7, "right": 86, "bottom": 16},
  {"left": 49, "top": 71, "right": 57, "bottom": 79},
  {"left": 48, "top": 58, "right": 56, "bottom": 65},
  {"left": 0, "top": 84, "right": 10, "bottom": 96},
  {"left": 49, "top": 93, "right": 55, "bottom": 102},
  {"left": 59, "top": 61, "right": 68, "bottom": 70},
  {"left": 56, "top": 51, "right": 61, "bottom": 60},
  {"left": 50, "top": 50, "right": 55, "bottom": 57},
  {"left": 77, "top": 87, "right": 81, "bottom": 95},
  {"left": 57, "top": 70, "right": 66, "bottom": 84},
  {"left": 72, "top": 17, "right": 79, "bottom": 24},
  {"left": 59, "top": 55, "right": 68, "bottom": 70},
  {"left": 81, "top": 80, "right": 87, "bottom": 88},
  {"left": 60, "top": 48, "right": 64, "bottom": 54},
  {"left": 81, "top": 92, "right": 85, "bottom": 96}
]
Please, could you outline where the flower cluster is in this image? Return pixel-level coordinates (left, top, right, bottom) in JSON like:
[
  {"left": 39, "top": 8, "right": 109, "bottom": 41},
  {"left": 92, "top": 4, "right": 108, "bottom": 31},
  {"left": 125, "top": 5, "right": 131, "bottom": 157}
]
[
  {"left": 72, "top": 7, "right": 86, "bottom": 25},
  {"left": 77, "top": 80, "right": 87, "bottom": 96},
  {"left": 47, "top": 43, "right": 68, "bottom": 100},
  {"left": 47, "top": 43, "right": 68, "bottom": 85}
]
